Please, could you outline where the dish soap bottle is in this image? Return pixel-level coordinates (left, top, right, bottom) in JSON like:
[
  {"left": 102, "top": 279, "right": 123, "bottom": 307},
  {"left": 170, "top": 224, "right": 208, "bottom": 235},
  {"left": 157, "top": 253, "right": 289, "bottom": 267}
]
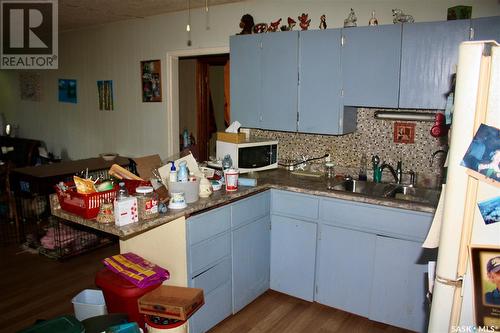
[
  {"left": 358, "top": 153, "right": 368, "bottom": 181},
  {"left": 169, "top": 162, "right": 177, "bottom": 182}
]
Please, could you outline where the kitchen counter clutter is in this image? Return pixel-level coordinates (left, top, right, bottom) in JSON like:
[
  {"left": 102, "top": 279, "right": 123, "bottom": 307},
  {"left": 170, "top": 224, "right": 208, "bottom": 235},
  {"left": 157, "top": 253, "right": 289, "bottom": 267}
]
[{"left": 50, "top": 168, "right": 438, "bottom": 240}]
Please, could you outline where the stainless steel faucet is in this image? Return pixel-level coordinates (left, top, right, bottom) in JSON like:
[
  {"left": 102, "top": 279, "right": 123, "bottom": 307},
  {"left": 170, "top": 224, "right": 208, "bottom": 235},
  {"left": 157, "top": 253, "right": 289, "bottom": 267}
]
[
  {"left": 380, "top": 160, "right": 403, "bottom": 184},
  {"left": 430, "top": 149, "right": 447, "bottom": 167}
]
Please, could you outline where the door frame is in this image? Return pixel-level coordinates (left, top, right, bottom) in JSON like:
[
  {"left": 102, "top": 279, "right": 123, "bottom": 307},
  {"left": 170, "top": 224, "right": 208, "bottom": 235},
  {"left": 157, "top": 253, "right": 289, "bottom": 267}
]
[{"left": 166, "top": 47, "right": 229, "bottom": 157}]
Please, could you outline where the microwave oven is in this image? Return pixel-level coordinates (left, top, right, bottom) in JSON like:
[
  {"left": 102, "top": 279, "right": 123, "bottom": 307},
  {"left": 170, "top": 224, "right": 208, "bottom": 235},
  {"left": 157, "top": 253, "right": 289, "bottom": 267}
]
[{"left": 216, "top": 139, "right": 278, "bottom": 173}]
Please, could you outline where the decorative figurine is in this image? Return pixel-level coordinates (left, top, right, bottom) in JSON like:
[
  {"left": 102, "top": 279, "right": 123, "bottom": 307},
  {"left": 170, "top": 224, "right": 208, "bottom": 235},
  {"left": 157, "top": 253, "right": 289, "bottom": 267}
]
[
  {"left": 287, "top": 17, "right": 296, "bottom": 30},
  {"left": 238, "top": 14, "right": 254, "bottom": 34},
  {"left": 344, "top": 8, "right": 357, "bottom": 28},
  {"left": 392, "top": 8, "right": 414, "bottom": 24},
  {"left": 268, "top": 18, "right": 282, "bottom": 32},
  {"left": 253, "top": 23, "right": 268, "bottom": 34},
  {"left": 368, "top": 10, "right": 378, "bottom": 26},
  {"left": 319, "top": 14, "right": 327, "bottom": 29},
  {"left": 298, "top": 13, "right": 311, "bottom": 31}
]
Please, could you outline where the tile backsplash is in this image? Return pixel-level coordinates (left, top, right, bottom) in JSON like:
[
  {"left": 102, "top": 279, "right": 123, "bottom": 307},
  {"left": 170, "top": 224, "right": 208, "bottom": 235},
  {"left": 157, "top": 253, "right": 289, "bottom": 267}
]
[{"left": 250, "top": 108, "right": 448, "bottom": 185}]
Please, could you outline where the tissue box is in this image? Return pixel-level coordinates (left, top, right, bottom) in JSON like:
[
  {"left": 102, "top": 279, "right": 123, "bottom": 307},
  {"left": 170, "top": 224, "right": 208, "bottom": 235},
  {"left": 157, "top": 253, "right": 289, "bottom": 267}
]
[
  {"left": 114, "top": 197, "right": 138, "bottom": 226},
  {"left": 216, "top": 132, "right": 246, "bottom": 144}
]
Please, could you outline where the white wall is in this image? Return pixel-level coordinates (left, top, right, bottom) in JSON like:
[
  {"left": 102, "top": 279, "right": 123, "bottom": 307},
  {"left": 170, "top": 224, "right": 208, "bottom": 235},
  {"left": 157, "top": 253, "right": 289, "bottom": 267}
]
[{"left": 0, "top": 0, "right": 498, "bottom": 160}]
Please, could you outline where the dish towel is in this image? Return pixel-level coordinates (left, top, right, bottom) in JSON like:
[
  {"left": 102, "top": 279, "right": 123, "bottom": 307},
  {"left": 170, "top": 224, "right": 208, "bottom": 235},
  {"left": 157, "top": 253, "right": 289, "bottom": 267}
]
[
  {"left": 422, "top": 184, "right": 446, "bottom": 248},
  {"left": 103, "top": 252, "right": 169, "bottom": 288}
]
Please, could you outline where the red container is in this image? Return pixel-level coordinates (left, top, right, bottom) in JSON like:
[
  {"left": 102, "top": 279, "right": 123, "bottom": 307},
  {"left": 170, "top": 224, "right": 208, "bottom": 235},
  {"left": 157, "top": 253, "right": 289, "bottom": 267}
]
[
  {"left": 95, "top": 268, "right": 162, "bottom": 330},
  {"left": 55, "top": 182, "right": 118, "bottom": 219},
  {"left": 122, "top": 179, "right": 152, "bottom": 196}
]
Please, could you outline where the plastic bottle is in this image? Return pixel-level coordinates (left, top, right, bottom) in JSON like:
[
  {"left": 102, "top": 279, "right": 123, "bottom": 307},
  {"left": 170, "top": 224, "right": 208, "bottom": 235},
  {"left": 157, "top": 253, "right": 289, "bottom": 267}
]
[
  {"left": 183, "top": 129, "right": 189, "bottom": 148},
  {"left": 169, "top": 162, "right": 177, "bottom": 182},
  {"left": 222, "top": 154, "right": 233, "bottom": 172},
  {"left": 359, "top": 153, "right": 368, "bottom": 181},
  {"left": 177, "top": 161, "right": 189, "bottom": 182},
  {"left": 116, "top": 182, "right": 129, "bottom": 201}
]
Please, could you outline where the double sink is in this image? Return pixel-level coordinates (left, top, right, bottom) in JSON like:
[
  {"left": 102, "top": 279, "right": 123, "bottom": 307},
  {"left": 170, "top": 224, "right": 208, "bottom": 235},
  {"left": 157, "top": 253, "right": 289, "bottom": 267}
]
[{"left": 329, "top": 179, "right": 441, "bottom": 206}]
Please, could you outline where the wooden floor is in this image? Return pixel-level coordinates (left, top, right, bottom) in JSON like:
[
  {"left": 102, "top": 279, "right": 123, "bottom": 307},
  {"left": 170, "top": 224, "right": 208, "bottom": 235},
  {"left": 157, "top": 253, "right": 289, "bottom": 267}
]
[{"left": 1, "top": 244, "right": 412, "bottom": 333}]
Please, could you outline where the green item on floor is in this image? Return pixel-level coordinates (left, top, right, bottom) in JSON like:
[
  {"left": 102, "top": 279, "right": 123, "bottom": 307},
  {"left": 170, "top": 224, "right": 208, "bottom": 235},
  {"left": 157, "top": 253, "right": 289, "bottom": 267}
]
[
  {"left": 18, "top": 315, "right": 84, "bottom": 333},
  {"left": 106, "top": 322, "right": 141, "bottom": 333}
]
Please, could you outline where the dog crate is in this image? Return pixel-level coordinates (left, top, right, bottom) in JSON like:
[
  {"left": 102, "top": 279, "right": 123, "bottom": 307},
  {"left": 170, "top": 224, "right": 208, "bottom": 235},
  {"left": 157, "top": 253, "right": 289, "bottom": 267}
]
[{"left": 39, "top": 216, "right": 116, "bottom": 260}]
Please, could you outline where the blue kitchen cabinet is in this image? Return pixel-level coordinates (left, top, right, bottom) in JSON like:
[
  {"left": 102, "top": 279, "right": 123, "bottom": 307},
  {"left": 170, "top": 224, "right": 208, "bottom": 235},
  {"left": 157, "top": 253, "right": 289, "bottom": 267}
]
[
  {"left": 298, "top": 29, "right": 356, "bottom": 134},
  {"left": 187, "top": 206, "right": 232, "bottom": 333},
  {"left": 260, "top": 31, "right": 299, "bottom": 132},
  {"left": 369, "top": 235, "right": 428, "bottom": 332},
  {"left": 471, "top": 16, "right": 500, "bottom": 42},
  {"left": 230, "top": 34, "right": 262, "bottom": 128},
  {"left": 315, "top": 224, "right": 376, "bottom": 317},
  {"left": 399, "top": 20, "right": 470, "bottom": 109},
  {"left": 231, "top": 191, "right": 270, "bottom": 313},
  {"left": 270, "top": 214, "right": 317, "bottom": 301},
  {"left": 341, "top": 24, "right": 402, "bottom": 108},
  {"left": 232, "top": 215, "right": 270, "bottom": 313}
]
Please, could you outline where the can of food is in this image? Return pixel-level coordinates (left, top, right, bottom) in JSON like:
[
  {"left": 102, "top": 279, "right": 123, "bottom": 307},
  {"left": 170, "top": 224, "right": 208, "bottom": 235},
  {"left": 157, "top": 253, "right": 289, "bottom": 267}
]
[{"left": 224, "top": 169, "right": 239, "bottom": 192}]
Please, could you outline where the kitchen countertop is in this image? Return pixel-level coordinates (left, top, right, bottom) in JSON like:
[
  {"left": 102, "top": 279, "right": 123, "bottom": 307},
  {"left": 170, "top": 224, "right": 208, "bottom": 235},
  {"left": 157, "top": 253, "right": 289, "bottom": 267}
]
[{"left": 50, "top": 169, "right": 438, "bottom": 240}]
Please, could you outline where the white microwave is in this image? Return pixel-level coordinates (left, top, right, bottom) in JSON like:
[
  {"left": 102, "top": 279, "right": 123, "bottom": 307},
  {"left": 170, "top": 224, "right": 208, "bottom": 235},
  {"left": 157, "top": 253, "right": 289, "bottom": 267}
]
[{"left": 216, "top": 139, "right": 278, "bottom": 173}]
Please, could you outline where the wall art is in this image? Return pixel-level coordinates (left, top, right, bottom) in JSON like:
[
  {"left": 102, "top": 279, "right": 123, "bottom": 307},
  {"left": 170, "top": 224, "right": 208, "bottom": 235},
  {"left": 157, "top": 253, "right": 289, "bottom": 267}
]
[
  {"left": 141, "top": 60, "right": 162, "bottom": 102},
  {"left": 20, "top": 73, "right": 41, "bottom": 101},
  {"left": 97, "top": 80, "right": 114, "bottom": 111},
  {"left": 58, "top": 79, "right": 77, "bottom": 104}
]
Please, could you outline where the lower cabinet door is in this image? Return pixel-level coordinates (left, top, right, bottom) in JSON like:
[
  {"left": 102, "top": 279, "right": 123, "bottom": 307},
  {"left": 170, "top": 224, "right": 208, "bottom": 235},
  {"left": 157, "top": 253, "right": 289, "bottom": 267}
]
[
  {"left": 189, "top": 281, "right": 232, "bottom": 333},
  {"left": 270, "top": 215, "right": 317, "bottom": 301},
  {"left": 232, "top": 216, "right": 270, "bottom": 313},
  {"left": 369, "top": 235, "right": 427, "bottom": 332},
  {"left": 315, "top": 224, "right": 376, "bottom": 317}
]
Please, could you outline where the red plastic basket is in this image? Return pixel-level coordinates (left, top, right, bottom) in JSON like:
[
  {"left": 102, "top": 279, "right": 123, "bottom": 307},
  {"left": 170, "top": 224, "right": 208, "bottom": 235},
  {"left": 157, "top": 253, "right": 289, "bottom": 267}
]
[{"left": 55, "top": 182, "right": 118, "bottom": 219}]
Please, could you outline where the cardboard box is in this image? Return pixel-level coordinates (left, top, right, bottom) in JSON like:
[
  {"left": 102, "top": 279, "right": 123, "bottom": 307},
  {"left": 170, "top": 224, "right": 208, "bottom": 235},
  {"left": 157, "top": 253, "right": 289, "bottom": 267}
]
[
  {"left": 138, "top": 286, "right": 204, "bottom": 321},
  {"left": 216, "top": 132, "right": 246, "bottom": 144}
]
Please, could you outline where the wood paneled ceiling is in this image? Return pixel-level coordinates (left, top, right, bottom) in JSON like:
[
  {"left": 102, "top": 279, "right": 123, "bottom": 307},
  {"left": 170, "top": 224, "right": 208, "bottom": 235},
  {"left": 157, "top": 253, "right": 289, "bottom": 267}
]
[{"left": 59, "top": 0, "right": 245, "bottom": 31}]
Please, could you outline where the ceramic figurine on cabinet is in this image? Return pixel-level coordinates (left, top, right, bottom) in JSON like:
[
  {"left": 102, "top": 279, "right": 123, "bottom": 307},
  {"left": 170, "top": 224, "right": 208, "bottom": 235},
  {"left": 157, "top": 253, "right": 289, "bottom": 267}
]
[
  {"left": 238, "top": 14, "right": 254, "bottom": 34},
  {"left": 368, "top": 11, "right": 379, "bottom": 26},
  {"left": 392, "top": 8, "right": 414, "bottom": 23},
  {"left": 319, "top": 14, "right": 327, "bottom": 29},
  {"left": 253, "top": 23, "right": 268, "bottom": 33},
  {"left": 268, "top": 18, "right": 282, "bottom": 32},
  {"left": 298, "top": 13, "right": 311, "bottom": 30},
  {"left": 344, "top": 8, "right": 357, "bottom": 27}
]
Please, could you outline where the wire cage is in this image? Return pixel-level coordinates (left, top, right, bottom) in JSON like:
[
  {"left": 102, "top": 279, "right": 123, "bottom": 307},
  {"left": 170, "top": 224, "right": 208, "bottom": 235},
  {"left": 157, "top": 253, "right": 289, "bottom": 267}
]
[{"left": 38, "top": 216, "right": 117, "bottom": 260}]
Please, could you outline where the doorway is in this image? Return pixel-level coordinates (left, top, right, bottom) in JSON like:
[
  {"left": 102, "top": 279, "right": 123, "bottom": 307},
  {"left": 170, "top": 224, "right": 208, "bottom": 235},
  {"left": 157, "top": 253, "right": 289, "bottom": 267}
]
[{"left": 178, "top": 54, "right": 230, "bottom": 162}]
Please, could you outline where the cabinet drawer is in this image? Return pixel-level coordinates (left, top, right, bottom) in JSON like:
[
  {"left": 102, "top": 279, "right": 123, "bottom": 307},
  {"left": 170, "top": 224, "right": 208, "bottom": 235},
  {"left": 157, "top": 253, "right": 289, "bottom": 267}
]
[
  {"left": 232, "top": 191, "right": 270, "bottom": 229},
  {"left": 271, "top": 190, "right": 319, "bottom": 220},
  {"left": 188, "top": 281, "right": 232, "bottom": 333},
  {"left": 188, "top": 206, "right": 231, "bottom": 245},
  {"left": 192, "top": 257, "right": 231, "bottom": 295},
  {"left": 319, "top": 197, "right": 432, "bottom": 242},
  {"left": 190, "top": 232, "right": 231, "bottom": 275}
]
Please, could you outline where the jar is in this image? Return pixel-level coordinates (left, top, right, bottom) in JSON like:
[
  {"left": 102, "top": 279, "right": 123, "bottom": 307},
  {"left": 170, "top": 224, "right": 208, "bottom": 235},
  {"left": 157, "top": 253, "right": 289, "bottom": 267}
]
[
  {"left": 135, "top": 186, "right": 159, "bottom": 220},
  {"left": 324, "top": 162, "right": 335, "bottom": 179}
]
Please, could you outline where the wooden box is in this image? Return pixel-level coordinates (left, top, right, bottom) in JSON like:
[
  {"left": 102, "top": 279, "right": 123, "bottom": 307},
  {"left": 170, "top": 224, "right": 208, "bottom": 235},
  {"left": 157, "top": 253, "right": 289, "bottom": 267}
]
[{"left": 138, "top": 286, "right": 204, "bottom": 321}]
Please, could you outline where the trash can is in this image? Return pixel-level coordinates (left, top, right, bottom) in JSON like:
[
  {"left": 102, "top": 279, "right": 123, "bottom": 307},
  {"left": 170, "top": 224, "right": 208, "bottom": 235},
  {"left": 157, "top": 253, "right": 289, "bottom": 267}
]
[
  {"left": 72, "top": 289, "right": 108, "bottom": 321},
  {"left": 95, "top": 268, "right": 162, "bottom": 330},
  {"left": 18, "top": 315, "right": 85, "bottom": 333},
  {"left": 144, "top": 315, "right": 187, "bottom": 333}
]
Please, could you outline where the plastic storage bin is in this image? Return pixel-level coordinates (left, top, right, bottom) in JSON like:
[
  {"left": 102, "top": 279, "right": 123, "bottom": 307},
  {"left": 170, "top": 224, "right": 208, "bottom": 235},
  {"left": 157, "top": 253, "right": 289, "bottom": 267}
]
[
  {"left": 95, "top": 268, "right": 162, "bottom": 330},
  {"left": 168, "top": 179, "right": 200, "bottom": 203},
  {"left": 18, "top": 315, "right": 85, "bottom": 333},
  {"left": 72, "top": 289, "right": 108, "bottom": 321},
  {"left": 145, "top": 315, "right": 187, "bottom": 333}
]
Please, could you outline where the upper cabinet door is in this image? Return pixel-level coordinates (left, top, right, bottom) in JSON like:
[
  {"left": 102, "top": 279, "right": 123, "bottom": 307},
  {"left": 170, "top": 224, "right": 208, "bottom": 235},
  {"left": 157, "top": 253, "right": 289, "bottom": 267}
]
[
  {"left": 260, "top": 31, "right": 299, "bottom": 132},
  {"left": 342, "top": 25, "right": 402, "bottom": 108},
  {"left": 471, "top": 16, "right": 500, "bottom": 42},
  {"left": 298, "top": 29, "right": 343, "bottom": 134},
  {"left": 399, "top": 20, "right": 470, "bottom": 110},
  {"left": 230, "top": 34, "right": 262, "bottom": 128}
]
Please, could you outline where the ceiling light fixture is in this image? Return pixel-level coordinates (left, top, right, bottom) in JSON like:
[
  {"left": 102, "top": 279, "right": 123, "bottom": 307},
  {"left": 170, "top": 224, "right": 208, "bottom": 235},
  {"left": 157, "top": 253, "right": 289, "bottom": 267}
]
[
  {"left": 186, "top": 0, "right": 192, "bottom": 46},
  {"left": 205, "top": 0, "right": 210, "bottom": 30}
]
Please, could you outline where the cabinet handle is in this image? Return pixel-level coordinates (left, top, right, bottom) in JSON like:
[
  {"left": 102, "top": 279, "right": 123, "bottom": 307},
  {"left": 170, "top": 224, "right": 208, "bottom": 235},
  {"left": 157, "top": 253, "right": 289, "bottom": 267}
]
[
  {"left": 469, "top": 27, "right": 474, "bottom": 40},
  {"left": 341, "top": 36, "right": 345, "bottom": 46}
]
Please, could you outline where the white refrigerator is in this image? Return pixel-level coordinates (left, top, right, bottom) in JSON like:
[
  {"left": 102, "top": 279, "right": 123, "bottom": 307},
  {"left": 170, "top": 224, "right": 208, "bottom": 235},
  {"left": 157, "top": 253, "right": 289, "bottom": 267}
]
[{"left": 428, "top": 41, "right": 500, "bottom": 332}]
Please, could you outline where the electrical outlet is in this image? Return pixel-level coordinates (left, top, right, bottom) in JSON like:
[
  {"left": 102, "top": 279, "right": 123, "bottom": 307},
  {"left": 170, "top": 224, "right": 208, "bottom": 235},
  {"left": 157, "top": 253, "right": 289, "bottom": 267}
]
[{"left": 325, "top": 154, "right": 331, "bottom": 163}]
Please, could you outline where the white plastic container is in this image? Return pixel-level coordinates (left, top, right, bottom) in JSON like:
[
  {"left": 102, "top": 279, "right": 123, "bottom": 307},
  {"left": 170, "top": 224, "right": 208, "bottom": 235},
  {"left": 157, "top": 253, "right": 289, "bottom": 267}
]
[
  {"left": 168, "top": 179, "right": 200, "bottom": 203},
  {"left": 72, "top": 289, "right": 107, "bottom": 321}
]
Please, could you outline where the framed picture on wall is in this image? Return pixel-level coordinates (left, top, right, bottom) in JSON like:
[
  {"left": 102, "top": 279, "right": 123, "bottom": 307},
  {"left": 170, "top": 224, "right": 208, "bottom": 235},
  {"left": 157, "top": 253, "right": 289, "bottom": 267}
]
[
  {"left": 470, "top": 246, "right": 500, "bottom": 330},
  {"left": 140, "top": 60, "right": 162, "bottom": 102}
]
